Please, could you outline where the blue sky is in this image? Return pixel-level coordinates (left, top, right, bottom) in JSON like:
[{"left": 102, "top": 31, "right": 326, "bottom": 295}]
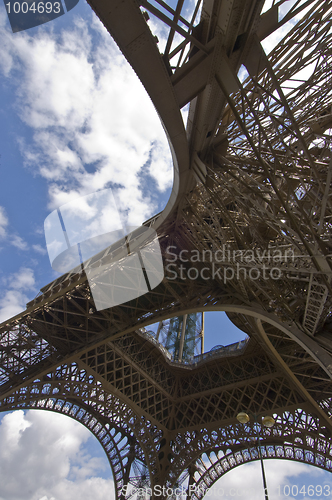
[
  {"left": 0, "top": 0, "right": 331, "bottom": 498},
  {"left": 0, "top": 0, "right": 173, "bottom": 320}
]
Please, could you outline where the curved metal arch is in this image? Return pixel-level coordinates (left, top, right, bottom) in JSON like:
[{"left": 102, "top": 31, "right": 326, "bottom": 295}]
[
  {"left": 141, "top": 303, "right": 332, "bottom": 380},
  {"left": 0, "top": 399, "right": 134, "bottom": 500},
  {"left": 166, "top": 408, "right": 332, "bottom": 491},
  {"left": 0, "top": 362, "right": 164, "bottom": 498},
  {"left": 1, "top": 2, "right": 332, "bottom": 497},
  {"left": 189, "top": 445, "right": 332, "bottom": 500},
  {"left": 86, "top": 0, "right": 192, "bottom": 229}
]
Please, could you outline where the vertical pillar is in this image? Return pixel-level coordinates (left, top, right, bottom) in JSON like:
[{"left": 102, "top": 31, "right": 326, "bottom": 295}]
[
  {"left": 201, "top": 312, "right": 204, "bottom": 354},
  {"left": 178, "top": 314, "right": 187, "bottom": 361},
  {"left": 156, "top": 321, "right": 163, "bottom": 341}
]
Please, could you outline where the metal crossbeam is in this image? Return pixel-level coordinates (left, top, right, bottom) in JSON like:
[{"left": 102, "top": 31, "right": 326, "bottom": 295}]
[{"left": 1, "top": 0, "right": 332, "bottom": 498}]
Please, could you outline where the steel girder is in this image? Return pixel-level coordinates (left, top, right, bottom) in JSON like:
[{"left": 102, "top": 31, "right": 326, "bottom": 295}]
[{"left": 1, "top": 0, "right": 332, "bottom": 498}]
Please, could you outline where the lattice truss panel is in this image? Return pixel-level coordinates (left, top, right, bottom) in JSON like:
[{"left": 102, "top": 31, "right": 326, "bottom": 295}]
[
  {"left": 136, "top": 0, "right": 311, "bottom": 76},
  {"left": 176, "top": 409, "right": 332, "bottom": 500},
  {"left": 217, "top": 7, "right": 332, "bottom": 252},
  {"left": 2, "top": 322, "right": 328, "bottom": 424},
  {"left": 138, "top": 0, "right": 204, "bottom": 72},
  {"left": 0, "top": 361, "right": 162, "bottom": 499},
  {"left": 1, "top": 0, "right": 332, "bottom": 497},
  {"left": 0, "top": 322, "right": 56, "bottom": 387},
  {"left": 176, "top": 0, "right": 332, "bottom": 335},
  {"left": 2, "top": 324, "right": 332, "bottom": 496},
  {"left": 152, "top": 313, "right": 203, "bottom": 361},
  {"left": 78, "top": 332, "right": 308, "bottom": 430},
  {"left": 14, "top": 0, "right": 330, "bottom": 347}
]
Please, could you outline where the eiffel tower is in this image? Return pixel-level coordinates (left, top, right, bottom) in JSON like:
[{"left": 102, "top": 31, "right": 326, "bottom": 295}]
[{"left": 1, "top": 0, "right": 332, "bottom": 498}]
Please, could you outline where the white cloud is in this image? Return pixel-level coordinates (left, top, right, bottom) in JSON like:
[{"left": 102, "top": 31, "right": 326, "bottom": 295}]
[
  {"left": 0, "top": 11, "right": 173, "bottom": 230},
  {"left": 0, "top": 206, "right": 8, "bottom": 239},
  {"left": 1, "top": 410, "right": 330, "bottom": 500},
  {"left": 10, "top": 235, "right": 28, "bottom": 250},
  {"left": 149, "top": 141, "right": 173, "bottom": 192},
  {"left": 205, "top": 458, "right": 332, "bottom": 500},
  {"left": 8, "top": 267, "right": 35, "bottom": 289},
  {"left": 0, "top": 268, "right": 36, "bottom": 323},
  {"left": 0, "top": 206, "right": 28, "bottom": 251},
  {"left": 0, "top": 410, "right": 114, "bottom": 500},
  {"left": 0, "top": 289, "right": 30, "bottom": 323},
  {"left": 261, "top": 0, "right": 311, "bottom": 55},
  {"left": 32, "top": 243, "right": 47, "bottom": 255}
]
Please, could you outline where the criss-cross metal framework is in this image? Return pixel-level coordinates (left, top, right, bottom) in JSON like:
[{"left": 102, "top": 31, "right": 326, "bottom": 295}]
[{"left": 1, "top": 0, "right": 332, "bottom": 498}]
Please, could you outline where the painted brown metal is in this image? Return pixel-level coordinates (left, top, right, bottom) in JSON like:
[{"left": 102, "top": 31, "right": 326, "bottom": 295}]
[{"left": 1, "top": 0, "right": 332, "bottom": 498}]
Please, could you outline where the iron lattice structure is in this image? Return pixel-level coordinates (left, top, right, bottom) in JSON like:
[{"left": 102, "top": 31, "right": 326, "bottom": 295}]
[
  {"left": 152, "top": 313, "right": 204, "bottom": 362},
  {"left": 1, "top": 0, "right": 332, "bottom": 497}
]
